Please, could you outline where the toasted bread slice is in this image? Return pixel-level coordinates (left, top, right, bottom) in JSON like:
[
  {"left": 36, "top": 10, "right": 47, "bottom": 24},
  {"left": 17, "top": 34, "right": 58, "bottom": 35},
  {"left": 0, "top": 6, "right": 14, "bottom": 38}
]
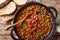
[
  {"left": 0, "top": 1, "right": 16, "bottom": 16},
  {"left": 0, "top": 0, "right": 10, "bottom": 8},
  {"left": 13, "top": 0, "right": 27, "bottom": 6},
  {"left": 0, "top": 14, "right": 15, "bottom": 22}
]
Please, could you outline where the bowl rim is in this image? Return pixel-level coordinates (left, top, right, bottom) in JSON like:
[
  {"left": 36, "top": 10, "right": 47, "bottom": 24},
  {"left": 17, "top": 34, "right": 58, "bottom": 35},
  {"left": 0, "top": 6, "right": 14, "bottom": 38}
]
[{"left": 12, "top": 1, "right": 56, "bottom": 40}]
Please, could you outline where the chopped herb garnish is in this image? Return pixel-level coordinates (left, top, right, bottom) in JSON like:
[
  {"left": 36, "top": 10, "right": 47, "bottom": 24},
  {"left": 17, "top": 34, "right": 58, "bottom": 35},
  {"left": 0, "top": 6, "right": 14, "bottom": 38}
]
[
  {"left": 36, "top": 34, "right": 40, "bottom": 39},
  {"left": 23, "top": 10, "right": 27, "bottom": 14},
  {"left": 40, "top": 32, "right": 44, "bottom": 35},
  {"left": 23, "top": 23, "right": 27, "bottom": 35},
  {"left": 47, "top": 22, "right": 50, "bottom": 26},
  {"left": 23, "top": 29, "right": 26, "bottom": 35},
  {"left": 43, "top": 26, "right": 47, "bottom": 29},
  {"left": 34, "top": 21, "right": 38, "bottom": 24},
  {"left": 23, "top": 23, "right": 27, "bottom": 29},
  {"left": 27, "top": 8, "right": 31, "bottom": 11},
  {"left": 23, "top": 8, "right": 31, "bottom": 14},
  {"left": 28, "top": 35, "right": 30, "bottom": 40},
  {"left": 45, "top": 22, "right": 50, "bottom": 27},
  {"left": 43, "top": 15, "right": 47, "bottom": 18},
  {"left": 44, "top": 9, "right": 46, "bottom": 14},
  {"left": 38, "top": 13, "right": 42, "bottom": 16}
]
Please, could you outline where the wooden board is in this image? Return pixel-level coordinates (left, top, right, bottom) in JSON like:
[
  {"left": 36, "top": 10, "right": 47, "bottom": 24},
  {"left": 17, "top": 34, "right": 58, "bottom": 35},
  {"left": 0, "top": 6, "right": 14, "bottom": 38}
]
[{"left": 0, "top": 0, "right": 60, "bottom": 40}]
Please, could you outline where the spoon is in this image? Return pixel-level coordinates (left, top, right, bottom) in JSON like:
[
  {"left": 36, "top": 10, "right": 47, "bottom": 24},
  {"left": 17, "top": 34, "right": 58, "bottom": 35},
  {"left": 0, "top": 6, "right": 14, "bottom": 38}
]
[{"left": 5, "top": 13, "right": 32, "bottom": 30}]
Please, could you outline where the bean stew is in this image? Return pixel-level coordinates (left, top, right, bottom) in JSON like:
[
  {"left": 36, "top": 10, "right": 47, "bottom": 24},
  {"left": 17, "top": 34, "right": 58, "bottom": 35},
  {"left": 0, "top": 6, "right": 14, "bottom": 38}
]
[{"left": 14, "top": 4, "right": 53, "bottom": 40}]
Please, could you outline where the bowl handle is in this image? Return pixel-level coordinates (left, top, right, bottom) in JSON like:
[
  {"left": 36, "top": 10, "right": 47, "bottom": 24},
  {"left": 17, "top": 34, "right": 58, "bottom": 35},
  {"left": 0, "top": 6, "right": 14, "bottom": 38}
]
[
  {"left": 49, "top": 6, "right": 58, "bottom": 20},
  {"left": 11, "top": 28, "right": 19, "bottom": 40}
]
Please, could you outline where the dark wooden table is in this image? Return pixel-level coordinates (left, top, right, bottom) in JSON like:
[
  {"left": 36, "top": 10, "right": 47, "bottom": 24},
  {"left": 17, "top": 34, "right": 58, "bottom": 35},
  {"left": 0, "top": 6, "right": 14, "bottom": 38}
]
[{"left": 0, "top": 0, "right": 60, "bottom": 40}]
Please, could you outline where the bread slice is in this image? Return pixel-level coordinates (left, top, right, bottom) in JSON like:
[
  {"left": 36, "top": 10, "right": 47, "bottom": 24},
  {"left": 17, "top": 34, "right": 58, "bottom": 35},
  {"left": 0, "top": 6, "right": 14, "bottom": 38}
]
[
  {"left": 13, "top": 0, "right": 27, "bottom": 6},
  {"left": 0, "top": 1, "right": 16, "bottom": 16},
  {"left": 0, "top": 14, "right": 15, "bottom": 22},
  {"left": 0, "top": 0, "right": 10, "bottom": 8}
]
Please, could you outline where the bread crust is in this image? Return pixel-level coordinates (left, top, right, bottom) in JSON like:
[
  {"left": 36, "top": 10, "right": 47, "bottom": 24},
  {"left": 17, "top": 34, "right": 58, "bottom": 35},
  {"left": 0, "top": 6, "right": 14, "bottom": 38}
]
[
  {"left": 13, "top": 0, "right": 27, "bottom": 6},
  {"left": 0, "top": 14, "right": 15, "bottom": 22},
  {"left": 0, "top": 0, "right": 10, "bottom": 8},
  {"left": 0, "top": 1, "right": 16, "bottom": 16}
]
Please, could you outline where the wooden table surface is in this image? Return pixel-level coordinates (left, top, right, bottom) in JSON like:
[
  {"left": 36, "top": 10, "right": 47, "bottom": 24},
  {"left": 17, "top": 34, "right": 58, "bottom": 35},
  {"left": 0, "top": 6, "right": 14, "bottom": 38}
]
[{"left": 0, "top": 0, "right": 60, "bottom": 40}]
